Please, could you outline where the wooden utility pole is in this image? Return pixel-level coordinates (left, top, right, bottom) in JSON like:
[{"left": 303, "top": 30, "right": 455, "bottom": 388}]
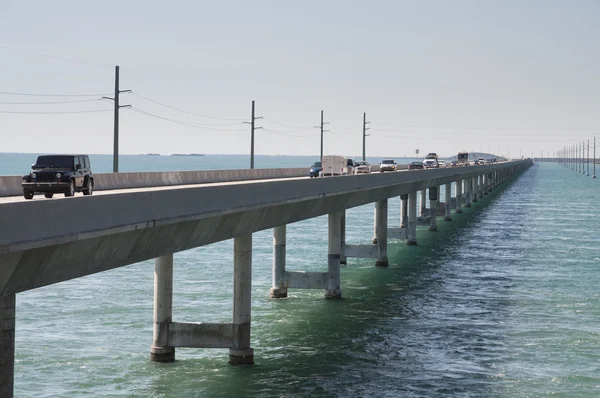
[
  {"left": 318, "top": 110, "right": 329, "bottom": 161},
  {"left": 103, "top": 66, "right": 130, "bottom": 173}
]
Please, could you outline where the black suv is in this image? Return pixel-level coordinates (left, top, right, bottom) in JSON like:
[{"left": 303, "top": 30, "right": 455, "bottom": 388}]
[{"left": 22, "top": 155, "right": 94, "bottom": 199}]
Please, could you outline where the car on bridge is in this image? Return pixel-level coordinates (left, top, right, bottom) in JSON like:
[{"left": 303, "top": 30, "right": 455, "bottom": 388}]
[
  {"left": 379, "top": 159, "right": 397, "bottom": 172},
  {"left": 354, "top": 161, "right": 371, "bottom": 174},
  {"left": 22, "top": 154, "right": 93, "bottom": 199},
  {"left": 408, "top": 161, "right": 424, "bottom": 170},
  {"left": 309, "top": 161, "right": 322, "bottom": 178}
]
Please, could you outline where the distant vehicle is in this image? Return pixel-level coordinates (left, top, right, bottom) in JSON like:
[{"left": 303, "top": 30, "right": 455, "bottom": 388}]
[
  {"left": 22, "top": 154, "right": 93, "bottom": 199},
  {"left": 408, "top": 161, "right": 424, "bottom": 170},
  {"left": 470, "top": 160, "right": 478, "bottom": 166},
  {"left": 321, "top": 155, "right": 345, "bottom": 176},
  {"left": 354, "top": 160, "right": 372, "bottom": 174},
  {"left": 423, "top": 153, "right": 439, "bottom": 169},
  {"left": 345, "top": 158, "right": 356, "bottom": 175},
  {"left": 477, "top": 157, "right": 486, "bottom": 165},
  {"left": 450, "top": 160, "right": 458, "bottom": 167},
  {"left": 457, "top": 152, "right": 469, "bottom": 166},
  {"left": 379, "top": 159, "right": 397, "bottom": 172},
  {"left": 438, "top": 160, "right": 447, "bottom": 168},
  {"left": 309, "top": 161, "right": 322, "bottom": 178}
]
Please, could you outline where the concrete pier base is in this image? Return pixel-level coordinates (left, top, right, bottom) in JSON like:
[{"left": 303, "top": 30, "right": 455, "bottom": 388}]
[
  {"left": 371, "top": 203, "right": 377, "bottom": 245},
  {"left": 151, "top": 254, "right": 175, "bottom": 362},
  {"left": 444, "top": 183, "right": 452, "bottom": 221},
  {"left": 400, "top": 194, "right": 409, "bottom": 239},
  {"left": 455, "top": 180, "right": 463, "bottom": 213},
  {"left": 0, "top": 295, "right": 15, "bottom": 398},
  {"left": 407, "top": 192, "right": 418, "bottom": 245},
  {"left": 270, "top": 225, "right": 287, "bottom": 298},
  {"left": 375, "top": 199, "right": 388, "bottom": 267},
  {"left": 326, "top": 211, "right": 342, "bottom": 298},
  {"left": 428, "top": 186, "right": 438, "bottom": 231},
  {"left": 229, "top": 234, "right": 254, "bottom": 365}
]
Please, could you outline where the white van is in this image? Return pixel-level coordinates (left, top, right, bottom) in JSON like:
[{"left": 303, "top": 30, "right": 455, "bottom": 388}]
[{"left": 321, "top": 155, "right": 345, "bottom": 176}]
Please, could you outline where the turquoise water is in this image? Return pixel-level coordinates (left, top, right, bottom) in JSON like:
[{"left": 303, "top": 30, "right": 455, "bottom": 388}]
[{"left": 5, "top": 155, "right": 600, "bottom": 397}]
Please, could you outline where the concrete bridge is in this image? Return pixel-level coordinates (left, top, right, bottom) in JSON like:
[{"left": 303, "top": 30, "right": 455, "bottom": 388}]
[{"left": 0, "top": 160, "right": 531, "bottom": 397}]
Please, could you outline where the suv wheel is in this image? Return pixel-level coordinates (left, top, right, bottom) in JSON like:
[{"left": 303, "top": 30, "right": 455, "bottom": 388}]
[
  {"left": 23, "top": 189, "right": 34, "bottom": 200},
  {"left": 44, "top": 193, "right": 54, "bottom": 199},
  {"left": 65, "top": 180, "right": 75, "bottom": 197},
  {"left": 83, "top": 178, "right": 93, "bottom": 195}
]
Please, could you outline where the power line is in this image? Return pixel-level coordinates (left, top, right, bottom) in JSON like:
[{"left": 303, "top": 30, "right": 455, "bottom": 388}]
[
  {"left": 0, "top": 99, "right": 102, "bottom": 105},
  {"left": 262, "top": 128, "right": 318, "bottom": 137},
  {"left": 261, "top": 118, "right": 313, "bottom": 130},
  {"left": 0, "top": 90, "right": 111, "bottom": 97},
  {"left": 370, "top": 122, "right": 598, "bottom": 132},
  {"left": 130, "top": 107, "right": 247, "bottom": 131},
  {"left": 0, "top": 109, "right": 112, "bottom": 114},
  {"left": 131, "top": 92, "right": 246, "bottom": 122}
]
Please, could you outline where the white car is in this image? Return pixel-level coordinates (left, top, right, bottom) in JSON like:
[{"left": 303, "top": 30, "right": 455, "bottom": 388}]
[
  {"left": 438, "top": 160, "right": 447, "bottom": 168},
  {"left": 379, "top": 159, "right": 397, "bottom": 172},
  {"left": 354, "top": 161, "right": 372, "bottom": 174},
  {"left": 423, "top": 159, "right": 438, "bottom": 169}
]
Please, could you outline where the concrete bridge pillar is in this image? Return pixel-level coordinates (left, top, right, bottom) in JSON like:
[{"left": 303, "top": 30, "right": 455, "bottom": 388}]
[
  {"left": 472, "top": 176, "right": 478, "bottom": 202},
  {"left": 0, "top": 295, "right": 15, "bottom": 398},
  {"left": 371, "top": 203, "right": 378, "bottom": 244},
  {"left": 483, "top": 174, "right": 489, "bottom": 195},
  {"left": 428, "top": 186, "right": 438, "bottom": 231},
  {"left": 479, "top": 175, "right": 484, "bottom": 198},
  {"left": 150, "top": 254, "right": 175, "bottom": 362},
  {"left": 375, "top": 199, "right": 389, "bottom": 267},
  {"left": 340, "top": 211, "right": 347, "bottom": 265},
  {"left": 230, "top": 234, "right": 254, "bottom": 364},
  {"left": 444, "top": 183, "right": 452, "bottom": 221},
  {"left": 326, "top": 211, "right": 342, "bottom": 298},
  {"left": 400, "top": 194, "right": 409, "bottom": 239},
  {"left": 420, "top": 189, "right": 427, "bottom": 217},
  {"left": 465, "top": 178, "right": 472, "bottom": 207},
  {"left": 407, "top": 192, "right": 418, "bottom": 245},
  {"left": 455, "top": 180, "right": 463, "bottom": 213},
  {"left": 270, "top": 225, "right": 287, "bottom": 298}
]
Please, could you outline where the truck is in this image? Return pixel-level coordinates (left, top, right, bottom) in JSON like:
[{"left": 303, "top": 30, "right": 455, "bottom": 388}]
[
  {"left": 457, "top": 152, "right": 469, "bottom": 166},
  {"left": 320, "top": 155, "right": 345, "bottom": 176},
  {"left": 423, "top": 153, "right": 439, "bottom": 169}
]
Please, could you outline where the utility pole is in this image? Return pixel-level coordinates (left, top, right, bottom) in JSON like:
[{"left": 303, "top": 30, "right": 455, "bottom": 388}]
[
  {"left": 587, "top": 139, "right": 590, "bottom": 176},
  {"left": 593, "top": 137, "right": 596, "bottom": 179},
  {"left": 243, "top": 100, "right": 262, "bottom": 169},
  {"left": 362, "top": 112, "right": 370, "bottom": 161},
  {"left": 315, "top": 110, "right": 329, "bottom": 161},
  {"left": 102, "top": 66, "right": 131, "bottom": 173}
]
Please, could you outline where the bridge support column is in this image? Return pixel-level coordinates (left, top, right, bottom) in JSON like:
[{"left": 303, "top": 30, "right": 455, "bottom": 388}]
[
  {"left": 270, "top": 226, "right": 287, "bottom": 298},
  {"left": 444, "top": 183, "right": 452, "bottom": 221},
  {"left": 455, "top": 180, "right": 463, "bottom": 213},
  {"left": 375, "top": 200, "right": 388, "bottom": 267},
  {"left": 407, "top": 192, "right": 418, "bottom": 245},
  {"left": 420, "top": 189, "right": 427, "bottom": 217},
  {"left": 483, "top": 174, "right": 489, "bottom": 195},
  {"left": 371, "top": 203, "right": 377, "bottom": 244},
  {"left": 465, "top": 178, "right": 472, "bottom": 207},
  {"left": 151, "top": 254, "right": 175, "bottom": 362},
  {"left": 230, "top": 234, "right": 254, "bottom": 364},
  {"left": 400, "top": 194, "right": 409, "bottom": 239},
  {"left": 478, "top": 175, "right": 484, "bottom": 199},
  {"left": 326, "top": 211, "right": 342, "bottom": 298},
  {"left": 471, "top": 176, "right": 478, "bottom": 202},
  {"left": 428, "top": 186, "right": 438, "bottom": 231},
  {"left": 340, "top": 211, "right": 347, "bottom": 265},
  {"left": 0, "top": 295, "right": 15, "bottom": 398}
]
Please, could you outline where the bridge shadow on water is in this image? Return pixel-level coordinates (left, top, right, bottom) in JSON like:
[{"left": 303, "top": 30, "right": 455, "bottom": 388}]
[{"left": 142, "top": 172, "right": 534, "bottom": 398}]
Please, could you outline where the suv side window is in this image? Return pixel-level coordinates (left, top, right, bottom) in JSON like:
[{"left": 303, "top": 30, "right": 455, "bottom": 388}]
[
  {"left": 75, "top": 156, "right": 82, "bottom": 170},
  {"left": 83, "top": 156, "right": 89, "bottom": 169}
]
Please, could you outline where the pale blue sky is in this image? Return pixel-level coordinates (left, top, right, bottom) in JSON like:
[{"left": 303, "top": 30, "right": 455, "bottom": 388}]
[{"left": 1, "top": 0, "right": 599, "bottom": 158}]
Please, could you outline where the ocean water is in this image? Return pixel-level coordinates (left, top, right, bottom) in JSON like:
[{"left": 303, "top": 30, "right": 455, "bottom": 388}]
[{"left": 4, "top": 155, "right": 600, "bottom": 397}]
